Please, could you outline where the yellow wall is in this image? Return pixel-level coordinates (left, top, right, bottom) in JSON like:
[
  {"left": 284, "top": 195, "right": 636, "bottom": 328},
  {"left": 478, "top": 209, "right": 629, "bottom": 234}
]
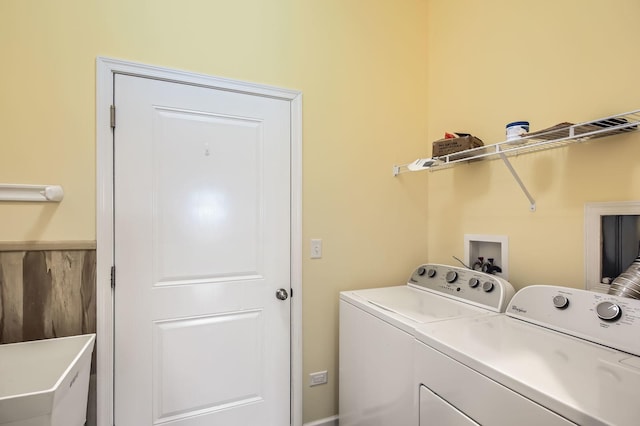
[
  {"left": 425, "top": 0, "right": 640, "bottom": 289},
  {"left": 0, "top": 0, "right": 429, "bottom": 422},
  {"left": 4, "top": 0, "right": 640, "bottom": 422}
]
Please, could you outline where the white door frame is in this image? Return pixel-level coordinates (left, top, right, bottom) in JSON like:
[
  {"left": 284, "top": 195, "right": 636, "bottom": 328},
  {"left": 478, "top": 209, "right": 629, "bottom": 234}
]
[{"left": 96, "top": 57, "right": 303, "bottom": 426}]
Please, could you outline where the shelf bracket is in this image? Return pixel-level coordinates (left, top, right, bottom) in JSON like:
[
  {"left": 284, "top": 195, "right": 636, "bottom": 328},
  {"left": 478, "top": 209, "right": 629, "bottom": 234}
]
[{"left": 498, "top": 153, "right": 536, "bottom": 212}]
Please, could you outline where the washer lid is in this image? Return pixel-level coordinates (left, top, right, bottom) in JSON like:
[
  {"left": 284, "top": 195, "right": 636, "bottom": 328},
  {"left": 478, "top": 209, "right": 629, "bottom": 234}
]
[
  {"left": 340, "top": 286, "right": 489, "bottom": 333},
  {"left": 415, "top": 315, "right": 640, "bottom": 426}
]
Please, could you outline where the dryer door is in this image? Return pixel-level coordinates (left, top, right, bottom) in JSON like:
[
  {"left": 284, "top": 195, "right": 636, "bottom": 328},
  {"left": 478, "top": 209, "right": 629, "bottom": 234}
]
[{"left": 420, "top": 385, "right": 478, "bottom": 426}]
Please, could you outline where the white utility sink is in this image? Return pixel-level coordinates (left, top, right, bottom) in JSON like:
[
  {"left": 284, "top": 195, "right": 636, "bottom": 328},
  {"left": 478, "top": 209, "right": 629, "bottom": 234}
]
[{"left": 0, "top": 334, "right": 96, "bottom": 426}]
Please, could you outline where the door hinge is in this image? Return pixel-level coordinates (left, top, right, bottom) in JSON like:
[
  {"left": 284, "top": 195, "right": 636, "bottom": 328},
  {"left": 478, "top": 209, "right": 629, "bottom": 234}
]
[
  {"left": 110, "top": 265, "right": 116, "bottom": 289},
  {"left": 110, "top": 105, "right": 116, "bottom": 129}
]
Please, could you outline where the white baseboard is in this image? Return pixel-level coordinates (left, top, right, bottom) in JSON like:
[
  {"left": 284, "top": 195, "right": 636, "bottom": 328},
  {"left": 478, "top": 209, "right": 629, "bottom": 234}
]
[{"left": 303, "top": 415, "right": 339, "bottom": 426}]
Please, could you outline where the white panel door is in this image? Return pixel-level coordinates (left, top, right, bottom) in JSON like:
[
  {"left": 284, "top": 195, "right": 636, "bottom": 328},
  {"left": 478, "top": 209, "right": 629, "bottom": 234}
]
[{"left": 113, "top": 74, "right": 291, "bottom": 425}]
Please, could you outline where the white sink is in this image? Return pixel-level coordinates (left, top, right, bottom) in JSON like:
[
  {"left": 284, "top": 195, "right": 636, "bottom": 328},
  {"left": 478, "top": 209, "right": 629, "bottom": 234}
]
[{"left": 0, "top": 334, "right": 96, "bottom": 426}]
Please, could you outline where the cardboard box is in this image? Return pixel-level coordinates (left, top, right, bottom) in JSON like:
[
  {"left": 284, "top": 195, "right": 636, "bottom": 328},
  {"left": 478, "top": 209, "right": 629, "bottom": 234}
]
[{"left": 432, "top": 135, "right": 484, "bottom": 157}]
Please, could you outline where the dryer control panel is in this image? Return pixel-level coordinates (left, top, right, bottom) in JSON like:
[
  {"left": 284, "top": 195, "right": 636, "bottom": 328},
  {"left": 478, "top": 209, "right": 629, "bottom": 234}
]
[
  {"left": 507, "top": 285, "right": 640, "bottom": 356},
  {"left": 408, "top": 264, "right": 516, "bottom": 313}
]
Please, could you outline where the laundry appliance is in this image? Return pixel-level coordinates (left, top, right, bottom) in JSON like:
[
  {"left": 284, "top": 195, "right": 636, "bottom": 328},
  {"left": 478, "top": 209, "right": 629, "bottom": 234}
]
[
  {"left": 339, "top": 263, "right": 515, "bottom": 426},
  {"left": 415, "top": 285, "right": 640, "bottom": 426}
]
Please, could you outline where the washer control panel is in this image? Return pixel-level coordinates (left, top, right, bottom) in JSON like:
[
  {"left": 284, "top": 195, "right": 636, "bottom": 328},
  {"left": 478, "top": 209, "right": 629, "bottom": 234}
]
[
  {"left": 408, "top": 264, "right": 516, "bottom": 313},
  {"left": 507, "top": 285, "right": 640, "bottom": 356}
]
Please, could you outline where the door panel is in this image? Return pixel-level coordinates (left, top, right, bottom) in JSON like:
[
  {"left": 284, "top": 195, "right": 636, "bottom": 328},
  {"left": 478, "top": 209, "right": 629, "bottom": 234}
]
[
  {"left": 152, "top": 310, "right": 264, "bottom": 423},
  {"left": 152, "top": 106, "right": 264, "bottom": 284},
  {"left": 113, "top": 74, "right": 291, "bottom": 425}
]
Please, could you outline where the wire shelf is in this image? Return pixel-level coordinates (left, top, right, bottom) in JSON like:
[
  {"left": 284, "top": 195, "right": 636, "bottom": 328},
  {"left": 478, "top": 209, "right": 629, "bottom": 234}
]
[{"left": 393, "top": 109, "right": 640, "bottom": 175}]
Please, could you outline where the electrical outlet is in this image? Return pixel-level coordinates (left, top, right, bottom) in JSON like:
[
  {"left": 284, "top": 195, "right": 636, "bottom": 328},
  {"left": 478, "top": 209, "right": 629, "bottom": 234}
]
[
  {"left": 309, "top": 370, "right": 328, "bottom": 386},
  {"left": 311, "top": 239, "right": 322, "bottom": 259}
]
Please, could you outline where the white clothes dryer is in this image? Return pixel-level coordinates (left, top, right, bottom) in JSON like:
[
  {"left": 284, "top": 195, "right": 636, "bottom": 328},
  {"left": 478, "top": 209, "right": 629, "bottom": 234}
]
[
  {"left": 415, "top": 285, "right": 640, "bottom": 426},
  {"left": 339, "top": 263, "right": 515, "bottom": 426}
]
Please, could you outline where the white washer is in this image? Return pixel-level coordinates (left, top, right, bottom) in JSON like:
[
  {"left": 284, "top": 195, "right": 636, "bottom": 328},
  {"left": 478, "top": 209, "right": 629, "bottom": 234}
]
[
  {"left": 415, "top": 285, "right": 640, "bottom": 426},
  {"left": 339, "top": 263, "right": 515, "bottom": 426}
]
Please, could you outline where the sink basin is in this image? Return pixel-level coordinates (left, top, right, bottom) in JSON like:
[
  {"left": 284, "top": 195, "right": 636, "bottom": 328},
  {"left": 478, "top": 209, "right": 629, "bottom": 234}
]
[{"left": 0, "top": 334, "right": 96, "bottom": 426}]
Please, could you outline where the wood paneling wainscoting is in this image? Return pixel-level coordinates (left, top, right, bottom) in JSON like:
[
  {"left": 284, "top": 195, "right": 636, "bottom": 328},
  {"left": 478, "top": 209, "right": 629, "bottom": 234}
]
[{"left": 0, "top": 242, "right": 97, "bottom": 425}]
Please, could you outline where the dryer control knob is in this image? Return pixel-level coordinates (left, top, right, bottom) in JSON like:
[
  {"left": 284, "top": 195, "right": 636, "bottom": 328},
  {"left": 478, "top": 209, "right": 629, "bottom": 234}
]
[
  {"left": 482, "top": 281, "right": 494, "bottom": 292},
  {"left": 445, "top": 271, "right": 458, "bottom": 283},
  {"left": 596, "top": 301, "right": 622, "bottom": 321},
  {"left": 417, "top": 267, "right": 427, "bottom": 276},
  {"left": 552, "top": 295, "right": 569, "bottom": 309},
  {"left": 427, "top": 268, "right": 437, "bottom": 278},
  {"left": 468, "top": 278, "right": 480, "bottom": 288}
]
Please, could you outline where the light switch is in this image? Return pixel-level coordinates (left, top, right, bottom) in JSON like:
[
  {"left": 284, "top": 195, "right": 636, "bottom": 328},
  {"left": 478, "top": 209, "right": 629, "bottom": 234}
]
[{"left": 311, "top": 239, "right": 322, "bottom": 259}]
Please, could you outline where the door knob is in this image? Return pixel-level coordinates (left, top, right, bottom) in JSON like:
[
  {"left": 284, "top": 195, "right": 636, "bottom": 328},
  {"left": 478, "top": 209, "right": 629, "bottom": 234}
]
[{"left": 276, "top": 288, "right": 289, "bottom": 301}]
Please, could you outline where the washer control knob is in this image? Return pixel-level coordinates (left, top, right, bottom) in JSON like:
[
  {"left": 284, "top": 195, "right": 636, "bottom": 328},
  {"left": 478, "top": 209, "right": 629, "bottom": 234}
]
[
  {"left": 445, "top": 271, "right": 458, "bottom": 283},
  {"left": 482, "top": 281, "right": 494, "bottom": 292},
  {"left": 596, "top": 301, "right": 622, "bottom": 321},
  {"left": 552, "top": 295, "right": 569, "bottom": 309},
  {"left": 417, "top": 267, "right": 427, "bottom": 276},
  {"left": 468, "top": 278, "right": 480, "bottom": 288},
  {"left": 427, "top": 268, "right": 437, "bottom": 278}
]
